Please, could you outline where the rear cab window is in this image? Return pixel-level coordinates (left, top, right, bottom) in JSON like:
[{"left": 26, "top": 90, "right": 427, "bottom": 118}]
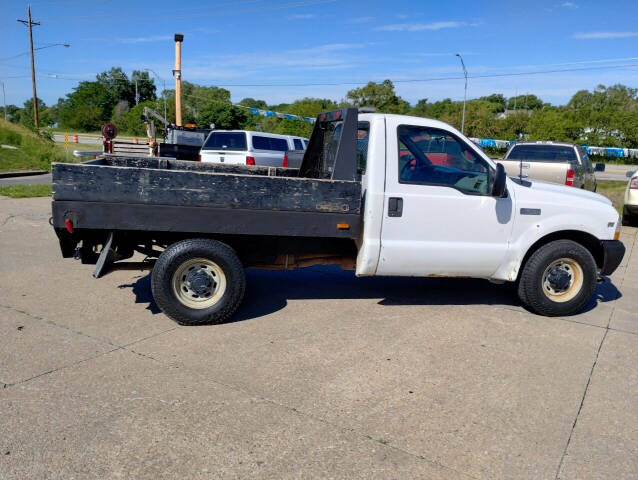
[
  {"left": 252, "top": 136, "right": 289, "bottom": 152},
  {"left": 202, "top": 132, "right": 247, "bottom": 151},
  {"left": 293, "top": 138, "right": 303, "bottom": 150},
  {"left": 506, "top": 145, "right": 577, "bottom": 162},
  {"left": 357, "top": 122, "right": 370, "bottom": 174}
]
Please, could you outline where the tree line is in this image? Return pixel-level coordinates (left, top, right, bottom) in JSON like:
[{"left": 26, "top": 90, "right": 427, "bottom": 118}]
[{"left": 2, "top": 67, "right": 637, "bottom": 148}]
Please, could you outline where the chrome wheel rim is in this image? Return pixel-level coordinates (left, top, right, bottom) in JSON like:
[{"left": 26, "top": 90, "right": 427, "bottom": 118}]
[
  {"left": 171, "top": 258, "right": 226, "bottom": 309},
  {"left": 541, "top": 258, "right": 583, "bottom": 303}
]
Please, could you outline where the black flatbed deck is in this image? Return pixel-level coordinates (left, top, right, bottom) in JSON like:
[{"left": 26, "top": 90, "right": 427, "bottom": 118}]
[{"left": 51, "top": 154, "right": 362, "bottom": 239}]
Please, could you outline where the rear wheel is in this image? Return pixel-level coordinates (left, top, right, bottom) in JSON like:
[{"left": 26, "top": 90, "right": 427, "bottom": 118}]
[
  {"left": 152, "top": 239, "right": 245, "bottom": 325},
  {"left": 517, "top": 240, "right": 597, "bottom": 317}
]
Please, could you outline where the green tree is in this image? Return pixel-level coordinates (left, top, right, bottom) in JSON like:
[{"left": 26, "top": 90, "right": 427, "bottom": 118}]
[
  {"left": 57, "top": 80, "right": 113, "bottom": 130},
  {"left": 238, "top": 98, "right": 268, "bottom": 109},
  {"left": 506, "top": 94, "right": 544, "bottom": 110},
  {"left": 479, "top": 94, "right": 507, "bottom": 112},
  {"left": 346, "top": 80, "right": 409, "bottom": 113},
  {"left": 130, "top": 70, "right": 157, "bottom": 104},
  {"left": 198, "top": 103, "right": 249, "bottom": 130},
  {"left": 19, "top": 98, "right": 54, "bottom": 127},
  {"left": 164, "top": 82, "right": 231, "bottom": 125}
]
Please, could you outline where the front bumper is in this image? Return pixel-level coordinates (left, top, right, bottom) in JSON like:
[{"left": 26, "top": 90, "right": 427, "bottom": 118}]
[{"left": 600, "top": 240, "right": 625, "bottom": 275}]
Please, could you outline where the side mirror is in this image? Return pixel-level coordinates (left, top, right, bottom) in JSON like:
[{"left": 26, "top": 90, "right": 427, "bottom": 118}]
[
  {"left": 595, "top": 163, "right": 605, "bottom": 172},
  {"left": 492, "top": 163, "right": 507, "bottom": 197}
]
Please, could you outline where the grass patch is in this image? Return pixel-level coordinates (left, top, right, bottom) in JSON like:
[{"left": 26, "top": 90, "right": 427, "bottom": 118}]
[
  {"left": 0, "top": 184, "right": 52, "bottom": 198},
  {"left": 596, "top": 180, "right": 626, "bottom": 214},
  {"left": 0, "top": 120, "right": 66, "bottom": 172}
]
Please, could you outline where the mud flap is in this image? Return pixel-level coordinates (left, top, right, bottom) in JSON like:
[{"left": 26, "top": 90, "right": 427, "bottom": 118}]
[{"left": 92, "top": 231, "right": 115, "bottom": 278}]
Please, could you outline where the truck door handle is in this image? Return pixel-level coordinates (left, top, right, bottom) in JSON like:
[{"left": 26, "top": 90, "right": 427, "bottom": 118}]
[{"left": 388, "top": 197, "right": 403, "bottom": 217}]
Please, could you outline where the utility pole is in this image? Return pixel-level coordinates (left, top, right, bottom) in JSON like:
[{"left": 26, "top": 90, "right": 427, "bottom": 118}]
[
  {"left": 134, "top": 77, "right": 139, "bottom": 105},
  {"left": 173, "top": 33, "right": 184, "bottom": 126},
  {"left": 18, "top": 5, "right": 40, "bottom": 129},
  {"left": 455, "top": 53, "right": 468, "bottom": 135}
]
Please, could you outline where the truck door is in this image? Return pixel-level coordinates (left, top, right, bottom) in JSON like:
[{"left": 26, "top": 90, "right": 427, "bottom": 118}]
[{"left": 377, "top": 119, "right": 514, "bottom": 277}]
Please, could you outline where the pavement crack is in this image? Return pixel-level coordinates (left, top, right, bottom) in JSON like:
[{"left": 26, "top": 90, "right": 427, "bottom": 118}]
[
  {"left": 3, "top": 347, "right": 122, "bottom": 388},
  {"left": 0, "top": 215, "right": 15, "bottom": 226},
  {"left": 0, "top": 304, "right": 121, "bottom": 349},
  {"left": 554, "top": 290, "right": 619, "bottom": 479}
]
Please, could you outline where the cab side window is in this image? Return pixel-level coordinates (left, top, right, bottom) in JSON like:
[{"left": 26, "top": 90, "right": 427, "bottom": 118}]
[{"left": 397, "top": 125, "right": 492, "bottom": 195}]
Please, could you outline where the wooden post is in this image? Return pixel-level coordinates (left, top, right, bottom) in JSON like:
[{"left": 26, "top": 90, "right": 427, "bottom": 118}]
[{"left": 173, "top": 33, "right": 184, "bottom": 126}]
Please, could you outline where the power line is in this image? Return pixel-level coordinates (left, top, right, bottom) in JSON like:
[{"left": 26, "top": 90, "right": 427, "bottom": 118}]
[{"left": 203, "top": 62, "right": 638, "bottom": 88}]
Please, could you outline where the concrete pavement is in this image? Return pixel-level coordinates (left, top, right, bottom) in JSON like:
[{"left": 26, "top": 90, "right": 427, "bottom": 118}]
[{"left": 0, "top": 196, "right": 637, "bottom": 479}]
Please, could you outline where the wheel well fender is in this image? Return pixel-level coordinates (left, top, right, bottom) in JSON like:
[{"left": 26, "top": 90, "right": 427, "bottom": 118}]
[{"left": 517, "top": 230, "right": 603, "bottom": 281}]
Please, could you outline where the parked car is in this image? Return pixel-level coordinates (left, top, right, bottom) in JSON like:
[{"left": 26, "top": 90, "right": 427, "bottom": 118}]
[
  {"left": 199, "top": 130, "right": 308, "bottom": 167},
  {"left": 51, "top": 108, "right": 624, "bottom": 326},
  {"left": 623, "top": 170, "right": 638, "bottom": 226},
  {"left": 498, "top": 141, "right": 597, "bottom": 191}
]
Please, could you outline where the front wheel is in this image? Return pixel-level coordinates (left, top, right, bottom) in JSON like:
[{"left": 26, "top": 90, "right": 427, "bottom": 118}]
[
  {"left": 517, "top": 239, "right": 597, "bottom": 317},
  {"left": 151, "top": 239, "right": 246, "bottom": 325}
]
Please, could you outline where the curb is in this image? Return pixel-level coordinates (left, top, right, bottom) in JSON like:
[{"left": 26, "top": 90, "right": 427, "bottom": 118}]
[{"left": 0, "top": 170, "right": 49, "bottom": 179}]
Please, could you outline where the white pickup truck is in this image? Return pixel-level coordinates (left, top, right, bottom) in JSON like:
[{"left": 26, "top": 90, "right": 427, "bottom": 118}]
[{"left": 51, "top": 108, "right": 625, "bottom": 325}]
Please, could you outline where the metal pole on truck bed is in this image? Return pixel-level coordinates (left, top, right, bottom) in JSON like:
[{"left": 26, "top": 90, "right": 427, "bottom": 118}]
[{"left": 173, "top": 33, "right": 184, "bottom": 126}]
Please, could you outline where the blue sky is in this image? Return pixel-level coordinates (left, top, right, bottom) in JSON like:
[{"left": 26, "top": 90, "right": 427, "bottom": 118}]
[{"left": 1, "top": 0, "right": 637, "bottom": 108}]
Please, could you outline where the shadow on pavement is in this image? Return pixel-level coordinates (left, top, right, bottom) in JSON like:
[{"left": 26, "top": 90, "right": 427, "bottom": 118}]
[
  {"left": 118, "top": 274, "right": 161, "bottom": 314},
  {"left": 117, "top": 265, "right": 622, "bottom": 323}
]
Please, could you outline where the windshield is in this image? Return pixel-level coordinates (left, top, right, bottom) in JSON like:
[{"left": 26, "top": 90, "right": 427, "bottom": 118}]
[
  {"left": 507, "top": 145, "right": 576, "bottom": 162},
  {"left": 202, "top": 132, "right": 247, "bottom": 151}
]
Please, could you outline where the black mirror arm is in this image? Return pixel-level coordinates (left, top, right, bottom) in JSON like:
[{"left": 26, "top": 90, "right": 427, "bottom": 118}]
[{"left": 492, "top": 163, "right": 507, "bottom": 197}]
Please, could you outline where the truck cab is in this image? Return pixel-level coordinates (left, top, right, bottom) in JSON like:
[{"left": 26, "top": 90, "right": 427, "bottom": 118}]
[{"left": 355, "top": 114, "right": 620, "bottom": 284}]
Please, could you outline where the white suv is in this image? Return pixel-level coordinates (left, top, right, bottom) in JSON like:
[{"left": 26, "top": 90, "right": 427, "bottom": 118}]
[{"left": 199, "top": 130, "right": 308, "bottom": 167}]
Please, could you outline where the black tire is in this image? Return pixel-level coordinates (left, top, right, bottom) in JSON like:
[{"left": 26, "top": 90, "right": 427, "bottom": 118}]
[
  {"left": 517, "top": 239, "right": 597, "bottom": 317},
  {"left": 151, "top": 238, "right": 245, "bottom": 325}
]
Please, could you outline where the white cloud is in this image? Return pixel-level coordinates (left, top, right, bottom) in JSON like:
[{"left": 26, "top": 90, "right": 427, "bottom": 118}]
[
  {"left": 116, "top": 35, "right": 172, "bottom": 44},
  {"left": 375, "top": 21, "right": 464, "bottom": 32},
  {"left": 573, "top": 31, "right": 638, "bottom": 39},
  {"left": 561, "top": 2, "right": 578, "bottom": 8}
]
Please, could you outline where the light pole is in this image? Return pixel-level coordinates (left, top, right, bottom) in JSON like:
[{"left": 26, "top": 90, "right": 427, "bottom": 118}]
[
  {"left": 145, "top": 68, "right": 167, "bottom": 120},
  {"left": 34, "top": 43, "right": 70, "bottom": 52},
  {"left": 455, "top": 53, "right": 468, "bottom": 135}
]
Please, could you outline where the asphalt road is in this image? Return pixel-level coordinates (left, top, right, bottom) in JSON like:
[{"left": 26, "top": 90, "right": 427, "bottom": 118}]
[
  {"left": 1, "top": 196, "right": 637, "bottom": 479},
  {"left": 0, "top": 173, "right": 52, "bottom": 186}
]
